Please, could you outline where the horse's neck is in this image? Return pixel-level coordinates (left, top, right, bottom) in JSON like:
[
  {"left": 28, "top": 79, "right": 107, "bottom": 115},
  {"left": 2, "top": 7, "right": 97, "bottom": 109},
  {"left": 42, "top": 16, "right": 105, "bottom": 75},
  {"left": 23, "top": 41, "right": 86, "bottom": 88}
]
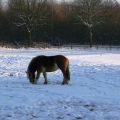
[{"left": 28, "top": 65, "right": 36, "bottom": 73}]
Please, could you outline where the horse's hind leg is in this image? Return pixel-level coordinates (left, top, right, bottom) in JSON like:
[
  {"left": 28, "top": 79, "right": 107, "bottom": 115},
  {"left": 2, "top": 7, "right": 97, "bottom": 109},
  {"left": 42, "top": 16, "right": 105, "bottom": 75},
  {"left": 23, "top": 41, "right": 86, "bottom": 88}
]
[
  {"left": 43, "top": 72, "right": 48, "bottom": 84},
  {"left": 62, "top": 74, "right": 69, "bottom": 85},
  {"left": 62, "top": 78, "right": 68, "bottom": 85},
  {"left": 61, "top": 66, "right": 70, "bottom": 85},
  {"left": 56, "top": 58, "right": 70, "bottom": 85}
]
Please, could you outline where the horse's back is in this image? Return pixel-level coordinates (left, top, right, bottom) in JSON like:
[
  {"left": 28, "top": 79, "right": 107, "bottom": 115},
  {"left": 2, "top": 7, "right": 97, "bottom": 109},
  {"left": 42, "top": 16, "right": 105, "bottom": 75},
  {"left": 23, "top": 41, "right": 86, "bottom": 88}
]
[
  {"left": 35, "top": 55, "right": 68, "bottom": 63},
  {"left": 42, "top": 55, "right": 69, "bottom": 70},
  {"left": 28, "top": 55, "right": 69, "bottom": 71}
]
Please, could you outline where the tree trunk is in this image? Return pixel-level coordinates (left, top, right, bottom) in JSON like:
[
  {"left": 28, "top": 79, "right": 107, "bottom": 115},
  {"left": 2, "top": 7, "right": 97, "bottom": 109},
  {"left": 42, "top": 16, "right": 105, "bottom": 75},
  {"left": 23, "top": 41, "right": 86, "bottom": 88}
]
[
  {"left": 28, "top": 31, "right": 32, "bottom": 47},
  {"left": 89, "top": 27, "right": 93, "bottom": 48}
]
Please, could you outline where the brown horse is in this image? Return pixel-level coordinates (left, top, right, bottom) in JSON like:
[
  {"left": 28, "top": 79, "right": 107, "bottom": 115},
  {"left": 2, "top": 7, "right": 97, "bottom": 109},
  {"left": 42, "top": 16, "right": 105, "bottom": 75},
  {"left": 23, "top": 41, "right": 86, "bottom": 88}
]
[{"left": 26, "top": 55, "right": 70, "bottom": 85}]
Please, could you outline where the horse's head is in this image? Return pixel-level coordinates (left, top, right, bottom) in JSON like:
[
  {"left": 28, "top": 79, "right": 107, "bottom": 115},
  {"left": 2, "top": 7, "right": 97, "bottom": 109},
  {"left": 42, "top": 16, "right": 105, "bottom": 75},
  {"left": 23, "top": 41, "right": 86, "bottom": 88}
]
[{"left": 26, "top": 70, "right": 36, "bottom": 84}]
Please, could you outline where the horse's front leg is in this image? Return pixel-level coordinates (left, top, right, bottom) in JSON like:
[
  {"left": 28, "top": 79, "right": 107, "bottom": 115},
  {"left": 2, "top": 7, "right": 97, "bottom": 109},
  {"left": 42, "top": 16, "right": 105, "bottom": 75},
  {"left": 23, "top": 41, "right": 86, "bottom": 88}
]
[
  {"left": 35, "top": 71, "right": 41, "bottom": 84},
  {"left": 43, "top": 72, "right": 48, "bottom": 84},
  {"left": 36, "top": 71, "right": 41, "bottom": 82}
]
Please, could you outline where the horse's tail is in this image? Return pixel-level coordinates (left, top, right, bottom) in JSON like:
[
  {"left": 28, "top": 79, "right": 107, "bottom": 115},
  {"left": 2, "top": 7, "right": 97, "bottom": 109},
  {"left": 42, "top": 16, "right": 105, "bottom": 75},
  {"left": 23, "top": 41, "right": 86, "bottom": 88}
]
[{"left": 66, "top": 64, "right": 70, "bottom": 80}]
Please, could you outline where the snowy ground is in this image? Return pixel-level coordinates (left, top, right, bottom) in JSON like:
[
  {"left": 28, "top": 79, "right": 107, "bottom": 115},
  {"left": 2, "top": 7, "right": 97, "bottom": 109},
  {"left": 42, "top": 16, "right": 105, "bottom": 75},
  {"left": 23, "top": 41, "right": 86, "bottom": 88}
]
[{"left": 0, "top": 47, "right": 120, "bottom": 120}]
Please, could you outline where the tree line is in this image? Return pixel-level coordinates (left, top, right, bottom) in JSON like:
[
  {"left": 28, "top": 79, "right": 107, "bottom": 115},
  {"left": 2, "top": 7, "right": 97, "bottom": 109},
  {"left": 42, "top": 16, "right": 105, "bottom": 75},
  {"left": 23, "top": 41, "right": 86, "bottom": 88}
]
[{"left": 0, "top": 0, "right": 120, "bottom": 47}]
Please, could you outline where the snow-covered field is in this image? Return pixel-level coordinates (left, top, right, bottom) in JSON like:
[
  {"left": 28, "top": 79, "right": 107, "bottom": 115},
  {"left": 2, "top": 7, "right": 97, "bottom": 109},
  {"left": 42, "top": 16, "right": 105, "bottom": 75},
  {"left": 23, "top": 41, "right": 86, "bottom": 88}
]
[{"left": 0, "top": 47, "right": 120, "bottom": 120}]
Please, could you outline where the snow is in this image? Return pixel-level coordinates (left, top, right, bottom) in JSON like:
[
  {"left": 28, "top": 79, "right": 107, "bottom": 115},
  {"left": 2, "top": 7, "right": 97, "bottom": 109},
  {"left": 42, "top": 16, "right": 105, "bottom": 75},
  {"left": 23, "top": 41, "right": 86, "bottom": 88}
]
[{"left": 0, "top": 47, "right": 120, "bottom": 120}]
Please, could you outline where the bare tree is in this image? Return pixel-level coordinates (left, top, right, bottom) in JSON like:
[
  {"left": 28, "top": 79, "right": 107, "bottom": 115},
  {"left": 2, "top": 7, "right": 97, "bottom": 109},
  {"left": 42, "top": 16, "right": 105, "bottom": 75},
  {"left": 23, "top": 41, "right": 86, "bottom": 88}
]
[
  {"left": 8, "top": 0, "right": 48, "bottom": 46},
  {"left": 75, "top": 0, "right": 102, "bottom": 47}
]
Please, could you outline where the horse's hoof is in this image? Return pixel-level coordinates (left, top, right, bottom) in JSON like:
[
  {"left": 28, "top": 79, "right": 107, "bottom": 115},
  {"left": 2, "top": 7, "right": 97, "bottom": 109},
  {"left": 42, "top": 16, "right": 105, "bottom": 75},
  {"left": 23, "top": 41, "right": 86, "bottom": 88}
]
[
  {"left": 31, "top": 83, "right": 37, "bottom": 85},
  {"left": 62, "top": 82, "right": 68, "bottom": 85},
  {"left": 44, "top": 82, "right": 48, "bottom": 84},
  {"left": 33, "top": 82, "right": 37, "bottom": 85}
]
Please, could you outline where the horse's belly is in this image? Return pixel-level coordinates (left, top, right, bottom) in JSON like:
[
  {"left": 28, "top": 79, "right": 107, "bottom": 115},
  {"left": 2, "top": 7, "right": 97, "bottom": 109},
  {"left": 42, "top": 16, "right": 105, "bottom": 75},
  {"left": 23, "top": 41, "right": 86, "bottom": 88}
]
[{"left": 46, "top": 63, "right": 59, "bottom": 72}]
